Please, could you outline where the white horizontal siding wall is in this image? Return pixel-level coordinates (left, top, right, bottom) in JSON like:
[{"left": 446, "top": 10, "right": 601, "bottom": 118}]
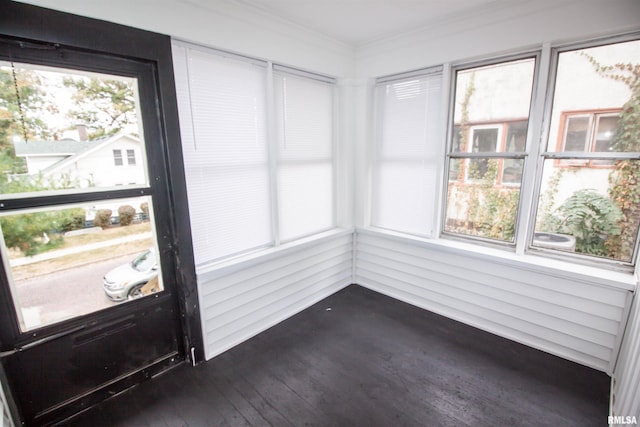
[
  {"left": 197, "top": 231, "right": 353, "bottom": 360},
  {"left": 612, "top": 292, "right": 640, "bottom": 419},
  {"left": 355, "top": 229, "right": 632, "bottom": 372}
]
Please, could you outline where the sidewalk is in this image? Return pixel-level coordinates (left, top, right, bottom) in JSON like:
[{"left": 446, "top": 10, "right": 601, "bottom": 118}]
[{"left": 10, "top": 232, "right": 152, "bottom": 267}]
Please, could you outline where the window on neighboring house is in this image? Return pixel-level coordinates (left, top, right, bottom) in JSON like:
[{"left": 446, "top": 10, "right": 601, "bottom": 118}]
[
  {"left": 113, "top": 149, "right": 123, "bottom": 166},
  {"left": 172, "top": 42, "right": 336, "bottom": 265},
  {"left": 533, "top": 38, "right": 640, "bottom": 265},
  {"left": 450, "top": 120, "right": 528, "bottom": 185},
  {"left": 127, "top": 149, "right": 136, "bottom": 165},
  {"left": 371, "top": 68, "right": 442, "bottom": 236},
  {"left": 443, "top": 57, "right": 536, "bottom": 244},
  {"left": 557, "top": 111, "right": 620, "bottom": 167}
]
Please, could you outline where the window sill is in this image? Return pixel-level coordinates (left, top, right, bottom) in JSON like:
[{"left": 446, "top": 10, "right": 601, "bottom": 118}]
[{"left": 357, "top": 226, "right": 637, "bottom": 292}]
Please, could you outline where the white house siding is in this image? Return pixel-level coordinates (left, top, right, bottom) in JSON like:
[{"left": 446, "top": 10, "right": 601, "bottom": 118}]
[
  {"left": 50, "top": 136, "right": 145, "bottom": 187},
  {"left": 24, "top": 155, "right": 66, "bottom": 175},
  {"left": 355, "top": 229, "right": 632, "bottom": 372},
  {"left": 196, "top": 231, "right": 353, "bottom": 360},
  {"left": 612, "top": 291, "right": 640, "bottom": 419}
]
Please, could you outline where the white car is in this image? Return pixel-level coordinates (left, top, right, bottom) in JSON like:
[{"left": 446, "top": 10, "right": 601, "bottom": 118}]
[{"left": 103, "top": 249, "right": 158, "bottom": 301}]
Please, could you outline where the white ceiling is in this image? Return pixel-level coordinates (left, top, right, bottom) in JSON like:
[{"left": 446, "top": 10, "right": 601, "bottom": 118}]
[{"left": 222, "top": 0, "right": 523, "bottom": 46}]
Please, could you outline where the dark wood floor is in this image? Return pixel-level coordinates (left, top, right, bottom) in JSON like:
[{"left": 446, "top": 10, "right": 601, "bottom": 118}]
[{"left": 63, "top": 285, "right": 610, "bottom": 426}]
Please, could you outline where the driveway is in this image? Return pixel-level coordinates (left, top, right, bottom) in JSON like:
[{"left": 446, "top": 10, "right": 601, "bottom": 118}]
[{"left": 14, "top": 254, "right": 133, "bottom": 330}]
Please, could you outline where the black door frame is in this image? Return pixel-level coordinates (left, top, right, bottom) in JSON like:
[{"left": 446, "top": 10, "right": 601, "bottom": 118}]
[{"left": 0, "top": 1, "right": 203, "bottom": 424}]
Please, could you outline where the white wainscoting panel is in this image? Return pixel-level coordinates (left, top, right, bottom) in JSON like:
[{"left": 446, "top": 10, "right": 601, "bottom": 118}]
[
  {"left": 355, "top": 229, "right": 633, "bottom": 372},
  {"left": 612, "top": 292, "right": 640, "bottom": 419},
  {"left": 197, "top": 230, "right": 353, "bottom": 360}
]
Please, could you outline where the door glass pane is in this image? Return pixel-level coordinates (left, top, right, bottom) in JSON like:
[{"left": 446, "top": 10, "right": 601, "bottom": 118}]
[
  {"left": 0, "top": 196, "right": 163, "bottom": 332},
  {"left": 0, "top": 60, "right": 162, "bottom": 332},
  {"left": 0, "top": 61, "right": 148, "bottom": 195}
]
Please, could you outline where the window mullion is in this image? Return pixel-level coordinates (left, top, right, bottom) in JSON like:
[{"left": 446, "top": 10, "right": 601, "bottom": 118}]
[
  {"left": 266, "top": 62, "right": 280, "bottom": 246},
  {"left": 517, "top": 43, "right": 552, "bottom": 256},
  {"left": 433, "top": 63, "right": 452, "bottom": 238}
]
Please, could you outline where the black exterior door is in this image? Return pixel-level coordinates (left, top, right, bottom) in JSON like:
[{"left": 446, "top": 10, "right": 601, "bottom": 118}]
[{"left": 0, "top": 3, "right": 202, "bottom": 425}]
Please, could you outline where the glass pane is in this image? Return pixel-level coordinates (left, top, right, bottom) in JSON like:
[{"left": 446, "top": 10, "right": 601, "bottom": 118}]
[
  {"left": 547, "top": 39, "right": 640, "bottom": 152},
  {"left": 563, "top": 116, "right": 590, "bottom": 152},
  {"left": 444, "top": 158, "right": 522, "bottom": 242},
  {"left": 534, "top": 159, "right": 640, "bottom": 263},
  {"left": 592, "top": 115, "right": 620, "bottom": 166},
  {"left": 505, "top": 121, "right": 527, "bottom": 152},
  {"left": 452, "top": 58, "right": 535, "bottom": 153},
  {"left": 0, "top": 196, "right": 163, "bottom": 331},
  {"left": 0, "top": 61, "right": 148, "bottom": 195},
  {"left": 501, "top": 159, "right": 524, "bottom": 185}
]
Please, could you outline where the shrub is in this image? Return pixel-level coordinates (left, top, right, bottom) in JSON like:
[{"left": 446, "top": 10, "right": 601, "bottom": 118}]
[
  {"left": 94, "top": 209, "right": 113, "bottom": 229},
  {"left": 546, "top": 189, "right": 622, "bottom": 257},
  {"left": 140, "top": 202, "right": 149, "bottom": 218},
  {"left": 117, "top": 205, "right": 136, "bottom": 226},
  {"left": 60, "top": 208, "right": 86, "bottom": 232}
]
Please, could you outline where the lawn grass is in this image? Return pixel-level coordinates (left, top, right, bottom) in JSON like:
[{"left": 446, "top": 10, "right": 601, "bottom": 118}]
[
  {"left": 6, "top": 222, "right": 152, "bottom": 261},
  {"left": 11, "top": 238, "right": 153, "bottom": 281},
  {"left": 59, "top": 223, "right": 152, "bottom": 249}
]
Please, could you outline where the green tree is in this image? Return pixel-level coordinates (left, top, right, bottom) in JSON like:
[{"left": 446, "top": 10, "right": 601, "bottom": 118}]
[
  {"left": 63, "top": 77, "right": 137, "bottom": 140},
  {"left": 0, "top": 208, "right": 84, "bottom": 256},
  {"left": 0, "top": 67, "right": 53, "bottom": 175},
  {"left": 583, "top": 54, "right": 640, "bottom": 261}
]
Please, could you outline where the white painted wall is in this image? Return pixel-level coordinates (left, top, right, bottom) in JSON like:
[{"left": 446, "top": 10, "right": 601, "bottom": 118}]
[
  {"left": 16, "top": 0, "right": 354, "bottom": 77},
  {"left": 356, "top": 0, "right": 640, "bottom": 78}
]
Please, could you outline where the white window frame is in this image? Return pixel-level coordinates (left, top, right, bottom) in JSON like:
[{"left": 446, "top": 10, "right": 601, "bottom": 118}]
[
  {"left": 441, "top": 53, "right": 536, "bottom": 247},
  {"left": 368, "top": 33, "right": 640, "bottom": 273},
  {"left": 527, "top": 35, "right": 640, "bottom": 270}
]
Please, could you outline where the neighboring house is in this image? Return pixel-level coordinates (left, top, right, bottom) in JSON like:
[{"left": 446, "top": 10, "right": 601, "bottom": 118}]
[
  {"left": 446, "top": 44, "right": 637, "bottom": 224},
  {"left": 13, "top": 132, "right": 146, "bottom": 189}
]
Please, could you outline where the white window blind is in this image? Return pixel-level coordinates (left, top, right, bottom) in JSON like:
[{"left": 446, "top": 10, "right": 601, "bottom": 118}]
[
  {"left": 372, "top": 70, "right": 442, "bottom": 236},
  {"left": 173, "top": 44, "right": 272, "bottom": 264},
  {"left": 274, "top": 71, "right": 335, "bottom": 241}
]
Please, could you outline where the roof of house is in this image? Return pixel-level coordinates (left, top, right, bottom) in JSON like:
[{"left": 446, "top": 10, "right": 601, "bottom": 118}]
[
  {"left": 13, "top": 132, "right": 140, "bottom": 176},
  {"left": 13, "top": 138, "right": 102, "bottom": 157}
]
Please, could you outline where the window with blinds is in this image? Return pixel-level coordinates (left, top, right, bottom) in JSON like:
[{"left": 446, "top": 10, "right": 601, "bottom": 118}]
[
  {"left": 173, "top": 45, "right": 273, "bottom": 264},
  {"left": 371, "top": 68, "right": 443, "bottom": 236},
  {"left": 172, "top": 44, "right": 336, "bottom": 265},
  {"left": 274, "top": 68, "right": 335, "bottom": 242}
]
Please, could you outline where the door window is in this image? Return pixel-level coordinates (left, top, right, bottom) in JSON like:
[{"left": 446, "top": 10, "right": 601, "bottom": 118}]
[{"left": 0, "top": 61, "right": 163, "bottom": 331}]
